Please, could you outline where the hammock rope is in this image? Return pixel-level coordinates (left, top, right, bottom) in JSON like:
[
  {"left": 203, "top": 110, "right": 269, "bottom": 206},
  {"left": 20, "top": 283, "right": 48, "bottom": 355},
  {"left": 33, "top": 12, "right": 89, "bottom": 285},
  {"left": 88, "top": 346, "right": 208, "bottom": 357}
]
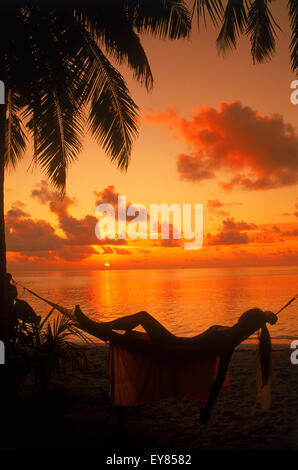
[{"left": 11, "top": 278, "right": 74, "bottom": 318}]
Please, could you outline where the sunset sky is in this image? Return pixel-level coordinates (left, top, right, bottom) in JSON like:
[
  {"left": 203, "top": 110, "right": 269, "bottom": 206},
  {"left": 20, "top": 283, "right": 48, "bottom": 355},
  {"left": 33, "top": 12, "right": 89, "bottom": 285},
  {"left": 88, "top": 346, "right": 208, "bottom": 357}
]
[{"left": 5, "top": 3, "right": 298, "bottom": 271}]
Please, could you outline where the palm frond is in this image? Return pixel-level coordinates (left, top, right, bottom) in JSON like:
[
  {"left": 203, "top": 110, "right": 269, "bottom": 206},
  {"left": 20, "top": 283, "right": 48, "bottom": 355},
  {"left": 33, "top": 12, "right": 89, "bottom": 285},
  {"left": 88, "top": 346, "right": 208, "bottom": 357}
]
[
  {"left": 75, "top": 5, "right": 154, "bottom": 91},
  {"left": 288, "top": 0, "right": 298, "bottom": 74},
  {"left": 20, "top": 9, "right": 85, "bottom": 192},
  {"left": 27, "top": 87, "right": 84, "bottom": 192},
  {"left": 192, "top": 0, "right": 224, "bottom": 29},
  {"left": 39, "top": 307, "right": 55, "bottom": 330},
  {"left": 78, "top": 29, "right": 139, "bottom": 170},
  {"left": 216, "top": 0, "right": 248, "bottom": 54},
  {"left": 127, "top": 0, "right": 191, "bottom": 39},
  {"left": 4, "top": 90, "right": 27, "bottom": 169},
  {"left": 246, "top": 0, "right": 281, "bottom": 64}
]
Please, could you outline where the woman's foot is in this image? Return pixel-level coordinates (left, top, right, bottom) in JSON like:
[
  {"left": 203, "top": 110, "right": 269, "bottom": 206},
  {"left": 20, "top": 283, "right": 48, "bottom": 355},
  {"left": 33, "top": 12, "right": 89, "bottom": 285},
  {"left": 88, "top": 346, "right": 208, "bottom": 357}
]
[{"left": 71, "top": 305, "right": 82, "bottom": 325}]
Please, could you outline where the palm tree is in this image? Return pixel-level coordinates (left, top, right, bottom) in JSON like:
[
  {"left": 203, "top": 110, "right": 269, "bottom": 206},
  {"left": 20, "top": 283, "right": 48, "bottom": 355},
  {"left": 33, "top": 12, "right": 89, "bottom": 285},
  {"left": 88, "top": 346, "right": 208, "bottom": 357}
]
[
  {"left": 192, "top": 0, "right": 297, "bottom": 75},
  {"left": 1, "top": 1, "right": 297, "bottom": 374},
  {"left": 0, "top": 1, "right": 191, "bottom": 358}
]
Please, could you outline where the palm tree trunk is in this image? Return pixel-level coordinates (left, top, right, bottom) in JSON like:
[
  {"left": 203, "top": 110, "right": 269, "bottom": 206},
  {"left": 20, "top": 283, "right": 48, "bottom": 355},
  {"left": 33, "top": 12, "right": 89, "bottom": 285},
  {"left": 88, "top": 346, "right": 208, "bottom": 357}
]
[
  {"left": 0, "top": 92, "right": 16, "bottom": 427},
  {"left": 0, "top": 93, "right": 9, "bottom": 343}
]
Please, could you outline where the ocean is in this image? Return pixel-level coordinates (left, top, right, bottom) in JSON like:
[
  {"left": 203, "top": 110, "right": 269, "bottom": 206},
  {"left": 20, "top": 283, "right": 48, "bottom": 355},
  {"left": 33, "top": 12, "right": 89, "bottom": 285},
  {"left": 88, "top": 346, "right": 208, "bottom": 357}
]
[{"left": 12, "top": 266, "right": 298, "bottom": 343}]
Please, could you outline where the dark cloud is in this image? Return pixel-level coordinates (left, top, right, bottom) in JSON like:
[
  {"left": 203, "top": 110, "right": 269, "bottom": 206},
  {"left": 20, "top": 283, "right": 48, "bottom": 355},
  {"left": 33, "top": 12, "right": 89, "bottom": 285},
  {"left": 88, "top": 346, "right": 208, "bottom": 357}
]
[
  {"left": 94, "top": 185, "right": 119, "bottom": 207},
  {"left": 94, "top": 185, "right": 148, "bottom": 225},
  {"left": 282, "top": 227, "right": 298, "bottom": 236},
  {"left": 6, "top": 201, "right": 30, "bottom": 219},
  {"left": 222, "top": 218, "right": 258, "bottom": 231},
  {"left": 145, "top": 102, "right": 298, "bottom": 190},
  {"left": 207, "top": 230, "right": 249, "bottom": 246},
  {"left": 207, "top": 217, "right": 257, "bottom": 246},
  {"left": 56, "top": 245, "right": 98, "bottom": 262},
  {"left": 6, "top": 181, "right": 128, "bottom": 263},
  {"left": 32, "top": 181, "right": 126, "bottom": 246},
  {"left": 207, "top": 199, "right": 229, "bottom": 217},
  {"left": 6, "top": 217, "right": 64, "bottom": 253}
]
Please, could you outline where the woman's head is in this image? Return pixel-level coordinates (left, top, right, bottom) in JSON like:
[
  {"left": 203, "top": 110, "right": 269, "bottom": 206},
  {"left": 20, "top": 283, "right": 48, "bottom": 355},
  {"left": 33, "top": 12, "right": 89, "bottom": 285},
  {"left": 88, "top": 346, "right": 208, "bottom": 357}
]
[
  {"left": 237, "top": 308, "right": 277, "bottom": 330},
  {"left": 236, "top": 308, "right": 277, "bottom": 388}
]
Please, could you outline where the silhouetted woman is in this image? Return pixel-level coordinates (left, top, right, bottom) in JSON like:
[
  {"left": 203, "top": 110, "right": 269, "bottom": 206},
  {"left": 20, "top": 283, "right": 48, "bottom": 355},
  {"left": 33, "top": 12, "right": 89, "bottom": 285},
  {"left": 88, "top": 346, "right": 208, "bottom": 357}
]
[{"left": 72, "top": 305, "right": 277, "bottom": 423}]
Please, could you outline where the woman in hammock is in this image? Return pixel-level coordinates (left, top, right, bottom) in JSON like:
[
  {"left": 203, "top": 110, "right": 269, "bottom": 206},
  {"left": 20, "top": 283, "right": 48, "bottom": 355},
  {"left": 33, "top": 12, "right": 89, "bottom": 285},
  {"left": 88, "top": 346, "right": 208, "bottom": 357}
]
[{"left": 71, "top": 305, "right": 277, "bottom": 424}]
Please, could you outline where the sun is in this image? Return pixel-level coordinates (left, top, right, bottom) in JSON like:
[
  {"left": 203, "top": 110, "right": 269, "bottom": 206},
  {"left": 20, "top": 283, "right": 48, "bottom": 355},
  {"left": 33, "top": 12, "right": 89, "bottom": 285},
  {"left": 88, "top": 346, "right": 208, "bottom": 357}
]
[{"left": 104, "top": 262, "right": 110, "bottom": 268}]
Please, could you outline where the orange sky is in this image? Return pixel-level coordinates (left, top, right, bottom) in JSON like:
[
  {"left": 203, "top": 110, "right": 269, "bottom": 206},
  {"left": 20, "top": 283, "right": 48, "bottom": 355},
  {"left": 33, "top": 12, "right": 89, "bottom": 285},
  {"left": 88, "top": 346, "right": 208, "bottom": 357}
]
[{"left": 5, "top": 3, "right": 298, "bottom": 271}]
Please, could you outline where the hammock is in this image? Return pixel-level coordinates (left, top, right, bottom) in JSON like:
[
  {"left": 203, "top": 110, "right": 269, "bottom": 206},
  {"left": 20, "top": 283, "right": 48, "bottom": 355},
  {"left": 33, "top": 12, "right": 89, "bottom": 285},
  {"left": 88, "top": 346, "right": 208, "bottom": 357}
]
[
  {"left": 12, "top": 279, "right": 230, "bottom": 406},
  {"left": 12, "top": 279, "right": 297, "bottom": 410},
  {"left": 109, "top": 330, "right": 230, "bottom": 406}
]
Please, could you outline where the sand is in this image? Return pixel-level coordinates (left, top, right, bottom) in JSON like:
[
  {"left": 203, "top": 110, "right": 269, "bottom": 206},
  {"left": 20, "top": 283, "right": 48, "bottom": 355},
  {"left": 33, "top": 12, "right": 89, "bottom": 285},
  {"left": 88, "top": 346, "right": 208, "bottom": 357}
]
[{"left": 1, "top": 341, "right": 298, "bottom": 454}]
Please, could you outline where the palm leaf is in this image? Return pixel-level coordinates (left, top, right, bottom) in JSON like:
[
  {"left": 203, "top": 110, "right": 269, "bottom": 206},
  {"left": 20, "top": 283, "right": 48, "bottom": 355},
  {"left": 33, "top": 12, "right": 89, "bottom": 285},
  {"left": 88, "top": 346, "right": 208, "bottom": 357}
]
[
  {"left": 246, "top": 0, "right": 281, "bottom": 64},
  {"left": 78, "top": 29, "right": 139, "bottom": 170},
  {"left": 28, "top": 87, "right": 84, "bottom": 191},
  {"left": 288, "top": 0, "right": 298, "bottom": 74},
  {"left": 127, "top": 0, "right": 191, "bottom": 39},
  {"left": 192, "top": 0, "right": 224, "bottom": 29},
  {"left": 75, "top": 4, "right": 154, "bottom": 90},
  {"left": 19, "top": 10, "right": 85, "bottom": 192},
  {"left": 4, "top": 90, "right": 27, "bottom": 169},
  {"left": 39, "top": 307, "right": 55, "bottom": 330},
  {"left": 216, "top": 0, "right": 248, "bottom": 53}
]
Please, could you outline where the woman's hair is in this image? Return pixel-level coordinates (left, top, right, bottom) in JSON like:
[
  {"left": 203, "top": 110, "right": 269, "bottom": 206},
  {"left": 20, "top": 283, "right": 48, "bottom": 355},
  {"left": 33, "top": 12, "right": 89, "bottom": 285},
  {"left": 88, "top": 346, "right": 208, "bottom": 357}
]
[{"left": 237, "top": 307, "right": 272, "bottom": 387}]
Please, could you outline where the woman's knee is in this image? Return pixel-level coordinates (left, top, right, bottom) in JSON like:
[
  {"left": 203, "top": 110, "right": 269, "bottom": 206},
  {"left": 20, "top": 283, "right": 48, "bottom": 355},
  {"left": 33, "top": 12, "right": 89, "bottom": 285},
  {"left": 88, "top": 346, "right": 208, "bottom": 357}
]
[
  {"left": 139, "top": 310, "right": 149, "bottom": 316},
  {"left": 138, "top": 311, "right": 151, "bottom": 322}
]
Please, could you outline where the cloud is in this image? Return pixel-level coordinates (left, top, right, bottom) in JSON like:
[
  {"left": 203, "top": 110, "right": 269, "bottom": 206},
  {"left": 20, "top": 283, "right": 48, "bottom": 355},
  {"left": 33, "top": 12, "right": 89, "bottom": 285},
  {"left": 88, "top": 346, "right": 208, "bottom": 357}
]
[
  {"left": 56, "top": 245, "right": 98, "bottom": 262},
  {"left": 207, "top": 217, "right": 257, "bottom": 246},
  {"left": 207, "top": 230, "right": 249, "bottom": 246},
  {"left": 145, "top": 101, "right": 298, "bottom": 190},
  {"left": 6, "top": 182, "right": 129, "bottom": 264},
  {"left": 6, "top": 201, "right": 30, "bottom": 219},
  {"left": 177, "top": 153, "right": 214, "bottom": 182},
  {"left": 207, "top": 199, "right": 224, "bottom": 211},
  {"left": 222, "top": 218, "right": 257, "bottom": 231},
  {"left": 94, "top": 185, "right": 146, "bottom": 227},
  {"left": 151, "top": 221, "right": 183, "bottom": 248},
  {"left": 6, "top": 210, "right": 96, "bottom": 262},
  {"left": 282, "top": 227, "right": 298, "bottom": 236},
  {"left": 32, "top": 181, "right": 98, "bottom": 246},
  {"left": 6, "top": 215, "right": 64, "bottom": 253},
  {"left": 32, "top": 181, "right": 126, "bottom": 246},
  {"left": 207, "top": 199, "right": 229, "bottom": 217},
  {"left": 295, "top": 200, "right": 298, "bottom": 218},
  {"left": 114, "top": 248, "right": 132, "bottom": 255},
  {"left": 94, "top": 185, "right": 119, "bottom": 207},
  {"left": 101, "top": 246, "right": 114, "bottom": 254}
]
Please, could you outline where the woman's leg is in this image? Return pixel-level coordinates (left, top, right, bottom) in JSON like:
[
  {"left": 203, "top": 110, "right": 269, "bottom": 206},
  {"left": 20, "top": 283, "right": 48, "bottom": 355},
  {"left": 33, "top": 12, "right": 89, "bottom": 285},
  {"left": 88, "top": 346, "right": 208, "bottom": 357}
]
[
  {"left": 103, "top": 311, "right": 175, "bottom": 340},
  {"left": 74, "top": 306, "right": 175, "bottom": 341}
]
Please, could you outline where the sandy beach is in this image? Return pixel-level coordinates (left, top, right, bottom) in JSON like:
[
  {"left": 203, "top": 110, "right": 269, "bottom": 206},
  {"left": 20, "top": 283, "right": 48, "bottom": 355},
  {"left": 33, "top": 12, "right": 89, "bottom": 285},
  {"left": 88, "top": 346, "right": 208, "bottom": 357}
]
[{"left": 1, "top": 341, "right": 297, "bottom": 454}]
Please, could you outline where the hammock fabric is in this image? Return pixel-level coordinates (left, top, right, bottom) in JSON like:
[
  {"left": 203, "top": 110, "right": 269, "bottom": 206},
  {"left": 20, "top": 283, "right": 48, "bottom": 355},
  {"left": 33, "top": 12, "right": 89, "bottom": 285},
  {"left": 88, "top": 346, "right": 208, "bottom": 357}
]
[{"left": 109, "top": 331, "right": 230, "bottom": 406}]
